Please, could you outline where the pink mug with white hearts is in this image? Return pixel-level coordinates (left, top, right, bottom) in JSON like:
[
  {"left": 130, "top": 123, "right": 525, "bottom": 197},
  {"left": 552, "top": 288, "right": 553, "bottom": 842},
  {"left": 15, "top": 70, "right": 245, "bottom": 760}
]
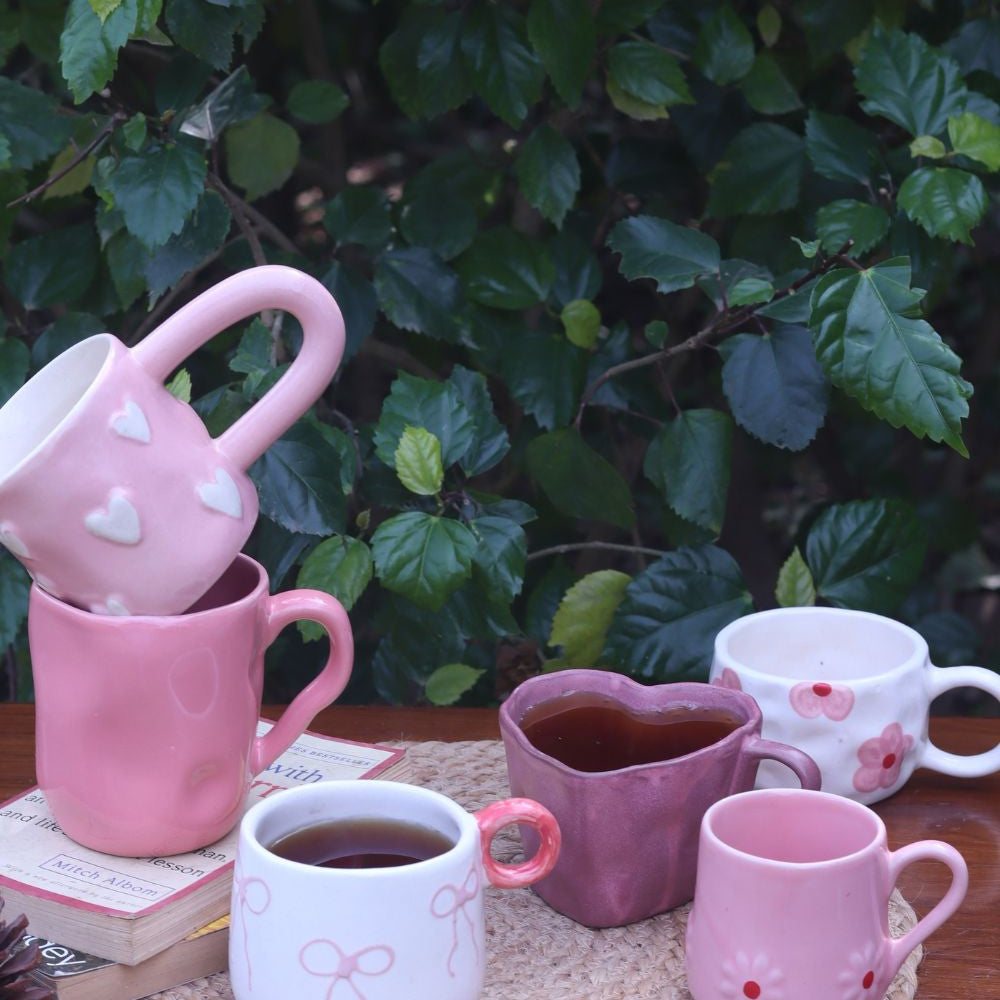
[
  {"left": 685, "top": 788, "right": 967, "bottom": 1000},
  {"left": 230, "top": 780, "right": 561, "bottom": 1000},
  {"left": 0, "top": 264, "right": 343, "bottom": 616}
]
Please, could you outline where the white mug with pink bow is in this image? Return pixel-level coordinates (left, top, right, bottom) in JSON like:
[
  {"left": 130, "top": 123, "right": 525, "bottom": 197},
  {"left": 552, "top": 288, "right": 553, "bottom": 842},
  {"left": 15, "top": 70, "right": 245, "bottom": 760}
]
[{"left": 710, "top": 606, "right": 1000, "bottom": 804}]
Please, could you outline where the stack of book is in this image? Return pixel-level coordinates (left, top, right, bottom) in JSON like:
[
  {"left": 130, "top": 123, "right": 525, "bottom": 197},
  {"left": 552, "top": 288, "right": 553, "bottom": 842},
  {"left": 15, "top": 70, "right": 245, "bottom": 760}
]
[{"left": 1, "top": 723, "right": 406, "bottom": 999}]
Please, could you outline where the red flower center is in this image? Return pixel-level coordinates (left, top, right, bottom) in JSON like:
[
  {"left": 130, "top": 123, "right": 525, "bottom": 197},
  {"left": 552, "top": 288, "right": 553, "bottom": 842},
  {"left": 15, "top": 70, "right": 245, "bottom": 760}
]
[
  {"left": 863, "top": 970, "right": 875, "bottom": 989},
  {"left": 743, "top": 982, "right": 761, "bottom": 999},
  {"left": 812, "top": 682, "right": 832, "bottom": 697},
  {"left": 882, "top": 753, "right": 897, "bottom": 769}
]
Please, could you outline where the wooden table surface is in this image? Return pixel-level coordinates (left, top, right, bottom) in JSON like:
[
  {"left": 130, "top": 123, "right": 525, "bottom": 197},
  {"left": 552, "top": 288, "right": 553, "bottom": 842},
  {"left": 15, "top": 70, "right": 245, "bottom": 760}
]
[{"left": 2, "top": 704, "right": 997, "bottom": 998}]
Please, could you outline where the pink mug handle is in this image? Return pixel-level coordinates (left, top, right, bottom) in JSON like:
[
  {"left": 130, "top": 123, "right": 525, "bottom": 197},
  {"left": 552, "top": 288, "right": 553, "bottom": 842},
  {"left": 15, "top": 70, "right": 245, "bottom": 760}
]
[
  {"left": 249, "top": 589, "right": 354, "bottom": 774},
  {"left": 130, "top": 265, "right": 345, "bottom": 469},
  {"left": 474, "top": 798, "right": 561, "bottom": 889},
  {"left": 743, "top": 734, "right": 822, "bottom": 790}
]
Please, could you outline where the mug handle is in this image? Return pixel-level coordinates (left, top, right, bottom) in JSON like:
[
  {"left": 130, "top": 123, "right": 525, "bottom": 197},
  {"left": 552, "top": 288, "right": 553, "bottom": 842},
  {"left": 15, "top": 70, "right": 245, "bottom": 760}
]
[
  {"left": 742, "top": 734, "right": 822, "bottom": 790},
  {"left": 249, "top": 589, "right": 354, "bottom": 775},
  {"left": 885, "top": 840, "right": 968, "bottom": 974},
  {"left": 474, "top": 798, "right": 561, "bottom": 889},
  {"left": 130, "top": 265, "right": 345, "bottom": 470},
  {"left": 920, "top": 665, "right": 1000, "bottom": 776}
]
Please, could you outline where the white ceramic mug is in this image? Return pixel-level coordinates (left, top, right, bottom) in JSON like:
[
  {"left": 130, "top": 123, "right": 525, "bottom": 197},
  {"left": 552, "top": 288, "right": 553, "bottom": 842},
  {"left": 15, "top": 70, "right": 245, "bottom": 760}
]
[
  {"left": 711, "top": 606, "right": 1000, "bottom": 803},
  {"left": 0, "top": 265, "right": 344, "bottom": 616},
  {"left": 230, "top": 780, "right": 561, "bottom": 1000}
]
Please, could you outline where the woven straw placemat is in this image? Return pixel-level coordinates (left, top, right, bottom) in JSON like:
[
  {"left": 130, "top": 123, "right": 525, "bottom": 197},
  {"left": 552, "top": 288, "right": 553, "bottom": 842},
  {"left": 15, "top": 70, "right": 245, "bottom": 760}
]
[{"left": 152, "top": 740, "right": 921, "bottom": 1000}]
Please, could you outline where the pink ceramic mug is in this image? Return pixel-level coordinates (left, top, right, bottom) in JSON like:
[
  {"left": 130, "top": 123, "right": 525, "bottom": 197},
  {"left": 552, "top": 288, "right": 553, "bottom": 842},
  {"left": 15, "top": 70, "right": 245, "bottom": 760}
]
[
  {"left": 29, "top": 554, "right": 354, "bottom": 857},
  {"left": 0, "top": 265, "right": 344, "bottom": 616},
  {"left": 685, "top": 788, "right": 968, "bottom": 1000}
]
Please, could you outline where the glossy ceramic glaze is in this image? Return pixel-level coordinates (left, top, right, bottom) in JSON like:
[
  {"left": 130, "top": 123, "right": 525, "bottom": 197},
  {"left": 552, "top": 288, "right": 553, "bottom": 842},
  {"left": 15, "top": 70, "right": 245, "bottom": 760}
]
[
  {"left": 30, "top": 554, "right": 354, "bottom": 857},
  {"left": 230, "top": 781, "right": 560, "bottom": 1000},
  {"left": 685, "top": 788, "right": 968, "bottom": 1000},
  {"left": 711, "top": 607, "right": 1000, "bottom": 804},
  {"left": 499, "top": 669, "right": 820, "bottom": 928},
  {"left": 0, "top": 265, "right": 344, "bottom": 616}
]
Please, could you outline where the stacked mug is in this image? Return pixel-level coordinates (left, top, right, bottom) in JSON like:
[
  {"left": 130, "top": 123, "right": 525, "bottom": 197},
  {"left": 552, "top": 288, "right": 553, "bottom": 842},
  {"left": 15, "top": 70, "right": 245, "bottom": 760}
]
[{"left": 1, "top": 265, "right": 359, "bottom": 857}]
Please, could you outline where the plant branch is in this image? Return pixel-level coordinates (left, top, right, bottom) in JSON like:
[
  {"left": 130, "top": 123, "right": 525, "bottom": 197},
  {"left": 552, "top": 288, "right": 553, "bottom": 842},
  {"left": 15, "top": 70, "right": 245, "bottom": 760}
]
[
  {"left": 207, "top": 173, "right": 300, "bottom": 256},
  {"left": 526, "top": 541, "right": 667, "bottom": 562}
]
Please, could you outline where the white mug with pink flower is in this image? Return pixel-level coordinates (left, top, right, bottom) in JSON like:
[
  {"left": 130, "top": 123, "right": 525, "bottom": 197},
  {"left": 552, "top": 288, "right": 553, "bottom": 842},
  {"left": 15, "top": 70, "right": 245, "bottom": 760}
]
[{"left": 710, "top": 606, "right": 1000, "bottom": 804}]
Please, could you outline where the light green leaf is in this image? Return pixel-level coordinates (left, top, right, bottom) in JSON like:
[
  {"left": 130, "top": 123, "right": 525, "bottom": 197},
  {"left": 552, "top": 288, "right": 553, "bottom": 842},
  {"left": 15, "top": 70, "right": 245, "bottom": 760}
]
[
  {"left": 371, "top": 511, "right": 478, "bottom": 611},
  {"left": 693, "top": 4, "right": 755, "bottom": 86},
  {"left": 816, "top": 199, "right": 891, "bottom": 256},
  {"left": 775, "top": 547, "right": 816, "bottom": 607},
  {"left": 757, "top": 4, "right": 781, "bottom": 47},
  {"left": 707, "top": 123, "right": 805, "bottom": 217},
  {"left": 809, "top": 258, "right": 972, "bottom": 456},
  {"left": 288, "top": 79, "right": 349, "bottom": 124},
  {"left": 947, "top": 112, "right": 1000, "bottom": 171},
  {"left": 60, "top": 0, "right": 136, "bottom": 103},
  {"left": 607, "top": 215, "right": 721, "bottom": 294},
  {"left": 425, "top": 663, "right": 485, "bottom": 706},
  {"left": 457, "top": 227, "right": 554, "bottom": 309},
  {"left": 792, "top": 237, "right": 821, "bottom": 259},
  {"left": 560, "top": 299, "right": 601, "bottom": 348},
  {"left": 606, "top": 76, "right": 669, "bottom": 121},
  {"left": 224, "top": 113, "right": 300, "bottom": 201},
  {"left": 728, "top": 277, "right": 774, "bottom": 306},
  {"left": 550, "top": 569, "right": 631, "bottom": 668},
  {"left": 89, "top": 0, "right": 124, "bottom": 21},
  {"left": 296, "top": 535, "right": 374, "bottom": 640},
  {"left": 909, "top": 135, "right": 947, "bottom": 159},
  {"left": 165, "top": 368, "right": 192, "bottom": 403},
  {"left": 526, "top": 0, "right": 595, "bottom": 107},
  {"left": 608, "top": 40, "right": 693, "bottom": 107},
  {"left": 374, "top": 248, "right": 463, "bottom": 338},
  {"left": 897, "top": 167, "right": 987, "bottom": 245},
  {"left": 395, "top": 426, "right": 444, "bottom": 496},
  {"left": 514, "top": 125, "right": 580, "bottom": 228}
]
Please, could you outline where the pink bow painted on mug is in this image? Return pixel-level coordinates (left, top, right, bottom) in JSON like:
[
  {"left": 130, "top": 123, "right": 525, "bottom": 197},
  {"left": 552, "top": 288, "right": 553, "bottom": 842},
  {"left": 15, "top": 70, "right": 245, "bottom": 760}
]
[
  {"left": 712, "top": 668, "right": 742, "bottom": 691},
  {"left": 853, "top": 722, "right": 915, "bottom": 793},
  {"left": 299, "top": 939, "right": 395, "bottom": 1000},
  {"left": 788, "top": 681, "right": 855, "bottom": 721},
  {"left": 233, "top": 858, "right": 272, "bottom": 991},
  {"left": 430, "top": 865, "right": 481, "bottom": 977}
]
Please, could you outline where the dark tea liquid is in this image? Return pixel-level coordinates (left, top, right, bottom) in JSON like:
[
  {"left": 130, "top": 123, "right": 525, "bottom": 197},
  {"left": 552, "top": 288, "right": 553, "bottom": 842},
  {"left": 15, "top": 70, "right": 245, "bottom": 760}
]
[
  {"left": 519, "top": 693, "right": 743, "bottom": 772},
  {"left": 267, "top": 817, "right": 454, "bottom": 869}
]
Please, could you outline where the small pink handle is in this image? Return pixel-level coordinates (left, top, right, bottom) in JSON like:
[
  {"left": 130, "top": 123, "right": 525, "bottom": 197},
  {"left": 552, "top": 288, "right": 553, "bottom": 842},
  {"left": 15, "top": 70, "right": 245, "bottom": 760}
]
[
  {"left": 886, "top": 840, "right": 968, "bottom": 972},
  {"left": 249, "top": 589, "right": 354, "bottom": 775},
  {"left": 131, "top": 265, "right": 345, "bottom": 469},
  {"left": 743, "top": 734, "right": 822, "bottom": 790},
  {"left": 474, "top": 798, "right": 561, "bottom": 889}
]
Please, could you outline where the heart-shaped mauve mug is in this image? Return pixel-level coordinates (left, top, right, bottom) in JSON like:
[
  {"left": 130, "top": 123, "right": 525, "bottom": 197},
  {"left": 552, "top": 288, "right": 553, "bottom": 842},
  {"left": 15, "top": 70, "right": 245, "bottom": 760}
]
[{"left": 0, "top": 265, "right": 344, "bottom": 616}]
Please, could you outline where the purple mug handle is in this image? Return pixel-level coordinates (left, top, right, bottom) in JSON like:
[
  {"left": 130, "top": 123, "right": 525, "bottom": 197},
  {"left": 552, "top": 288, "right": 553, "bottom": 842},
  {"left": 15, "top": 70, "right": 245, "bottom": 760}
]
[
  {"left": 743, "top": 734, "right": 822, "bottom": 790},
  {"left": 131, "top": 265, "right": 345, "bottom": 470}
]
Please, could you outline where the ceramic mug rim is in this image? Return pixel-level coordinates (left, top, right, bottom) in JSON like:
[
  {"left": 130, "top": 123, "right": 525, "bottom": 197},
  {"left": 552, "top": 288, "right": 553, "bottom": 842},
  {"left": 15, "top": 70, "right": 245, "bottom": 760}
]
[
  {"left": 713, "top": 606, "right": 928, "bottom": 686},
  {"left": 0, "top": 333, "right": 118, "bottom": 486},
  {"left": 29, "top": 551, "right": 268, "bottom": 621},
  {"left": 702, "top": 787, "right": 884, "bottom": 870},
  {"left": 240, "top": 780, "right": 475, "bottom": 881},
  {"left": 499, "top": 670, "right": 762, "bottom": 778}
]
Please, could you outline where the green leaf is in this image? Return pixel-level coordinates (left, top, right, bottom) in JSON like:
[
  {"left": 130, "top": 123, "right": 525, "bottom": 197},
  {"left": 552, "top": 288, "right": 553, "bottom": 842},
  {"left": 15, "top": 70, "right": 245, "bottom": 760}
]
[
  {"left": 549, "top": 569, "right": 631, "bottom": 668},
  {"left": 178, "top": 65, "right": 267, "bottom": 140},
  {"left": 947, "top": 112, "right": 1000, "bottom": 172},
  {"left": 0, "top": 79, "right": 73, "bottom": 170},
  {"left": 60, "top": 0, "right": 136, "bottom": 103},
  {"left": 374, "top": 248, "right": 463, "bottom": 337},
  {"left": 457, "top": 227, "right": 554, "bottom": 309},
  {"left": 855, "top": 26, "right": 968, "bottom": 137},
  {"left": 249, "top": 423, "right": 345, "bottom": 536},
  {"left": 897, "top": 167, "right": 987, "bottom": 245},
  {"left": 425, "top": 663, "right": 485, "bottom": 706},
  {"left": 775, "top": 547, "right": 816, "bottom": 607},
  {"left": 89, "top": 0, "right": 123, "bottom": 21},
  {"left": 693, "top": 4, "right": 755, "bottom": 86},
  {"left": 32, "top": 313, "right": 105, "bottom": 369},
  {"left": 792, "top": 237, "right": 821, "bottom": 259},
  {"left": 417, "top": 10, "right": 471, "bottom": 118},
  {"left": 816, "top": 199, "right": 891, "bottom": 256},
  {"left": 371, "top": 511, "right": 478, "bottom": 611},
  {"left": 165, "top": 367, "right": 192, "bottom": 404},
  {"left": 400, "top": 194, "right": 477, "bottom": 262},
  {"left": 645, "top": 320, "right": 669, "bottom": 348},
  {"left": 608, "top": 40, "right": 693, "bottom": 107},
  {"left": 946, "top": 17, "right": 1000, "bottom": 77},
  {"left": 106, "top": 231, "right": 149, "bottom": 308},
  {"left": 379, "top": 6, "right": 432, "bottom": 118},
  {"left": 373, "top": 372, "right": 475, "bottom": 468},
  {"left": 296, "top": 535, "right": 373, "bottom": 641},
  {"left": 707, "top": 123, "right": 805, "bottom": 217},
  {"left": 741, "top": 52, "right": 802, "bottom": 115},
  {"left": 0, "top": 339, "right": 29, "bottom": 408},
  {"left": 288, "top": 79, "right": 349, "bottom": 124},
  {"left": 501, "top": 333, "right": 586, "bottom": 430},
  {"left": 395, "top": 426, "right": 444, "bottom": 496},
  {"left": 909, "top": 135, "right": 947, "bottom": 159},
  {"left": 526, "top": 0, "right": 595, "bottom": 108},
  {"left": 5, "top": 223, "right": 98, "bottom": 310},
  {"left": 514, "top": 125, "right": 580, "bottom": 228},
  {"left": 525, "top": 428, "right": 635, "bottom": 530},
  {"left": 320, "top": 261, "right": 376, "bottom": 362},
  {"left": 470, "top": 515, "right": 526, "bottom": 604},
  {"left": 560, "top": 299, "right": 601, "bottom": 349},
  {"left": 809, "top": 258, "right": 972, "bottom": 456},
  {"left": 607, "top": 215, "right": 721, "bottom": 294},
  {"left": 224, "top": 113, "right": 300, "bottom": 201},
  {"left": 804, "top": 111, "right": 878, "bottom": 186},
  {"left": 721, "top": 325, "right": 829, "bottom": 451},
  {"left": 606, "top": 77, "right": 669, "bottom": 121},
  {"left": 324, "top": 187, "right": 393, "bottom": 251},
  {"left": 41, "top": 143, "right": 93, "bottom": 199},
  {"left": 122, "top": 113, "right": 147, "bottom": 151},
  {"left": 603, "top": 546, "right": 753, "bottom": 681},
  {"left": 460, "top": 3, "right": 544, "bottom": 128},
  {"left": 448, "top": 365, "right": 509, "bottom": 477},
  {"left": 644, "top": 409, "right": 732, "bottom": 535},
  {"left": 728, "top": 277, "right": 774, "bottom": 306},
  {"left": 757, "top": 4, "right": 781, "bottom": 47},
  {"left": 0, "top": 553, "right": 29, "bottom": 650},
  {"left": 595, "top": 0, "right": 662, "bottom": 33},
  {"left": 164, "top": 0, "right": 246, "bottom": 70},
  {"left": 105, "top": 141, "right": 206, "bottom": 249},
  {"left": 805, "top": 499, "right": 928, "bottom": 614}
]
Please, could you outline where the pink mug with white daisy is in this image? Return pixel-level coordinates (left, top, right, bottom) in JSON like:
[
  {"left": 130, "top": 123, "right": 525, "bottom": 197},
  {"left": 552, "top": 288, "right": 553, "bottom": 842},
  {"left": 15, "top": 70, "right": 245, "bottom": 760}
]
[
  {"left": 710, "top": 607, "right": 1000, "bottom": 804},
  {"left": 685, "top": 788, "right": 967, "bottom": 1000}
]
